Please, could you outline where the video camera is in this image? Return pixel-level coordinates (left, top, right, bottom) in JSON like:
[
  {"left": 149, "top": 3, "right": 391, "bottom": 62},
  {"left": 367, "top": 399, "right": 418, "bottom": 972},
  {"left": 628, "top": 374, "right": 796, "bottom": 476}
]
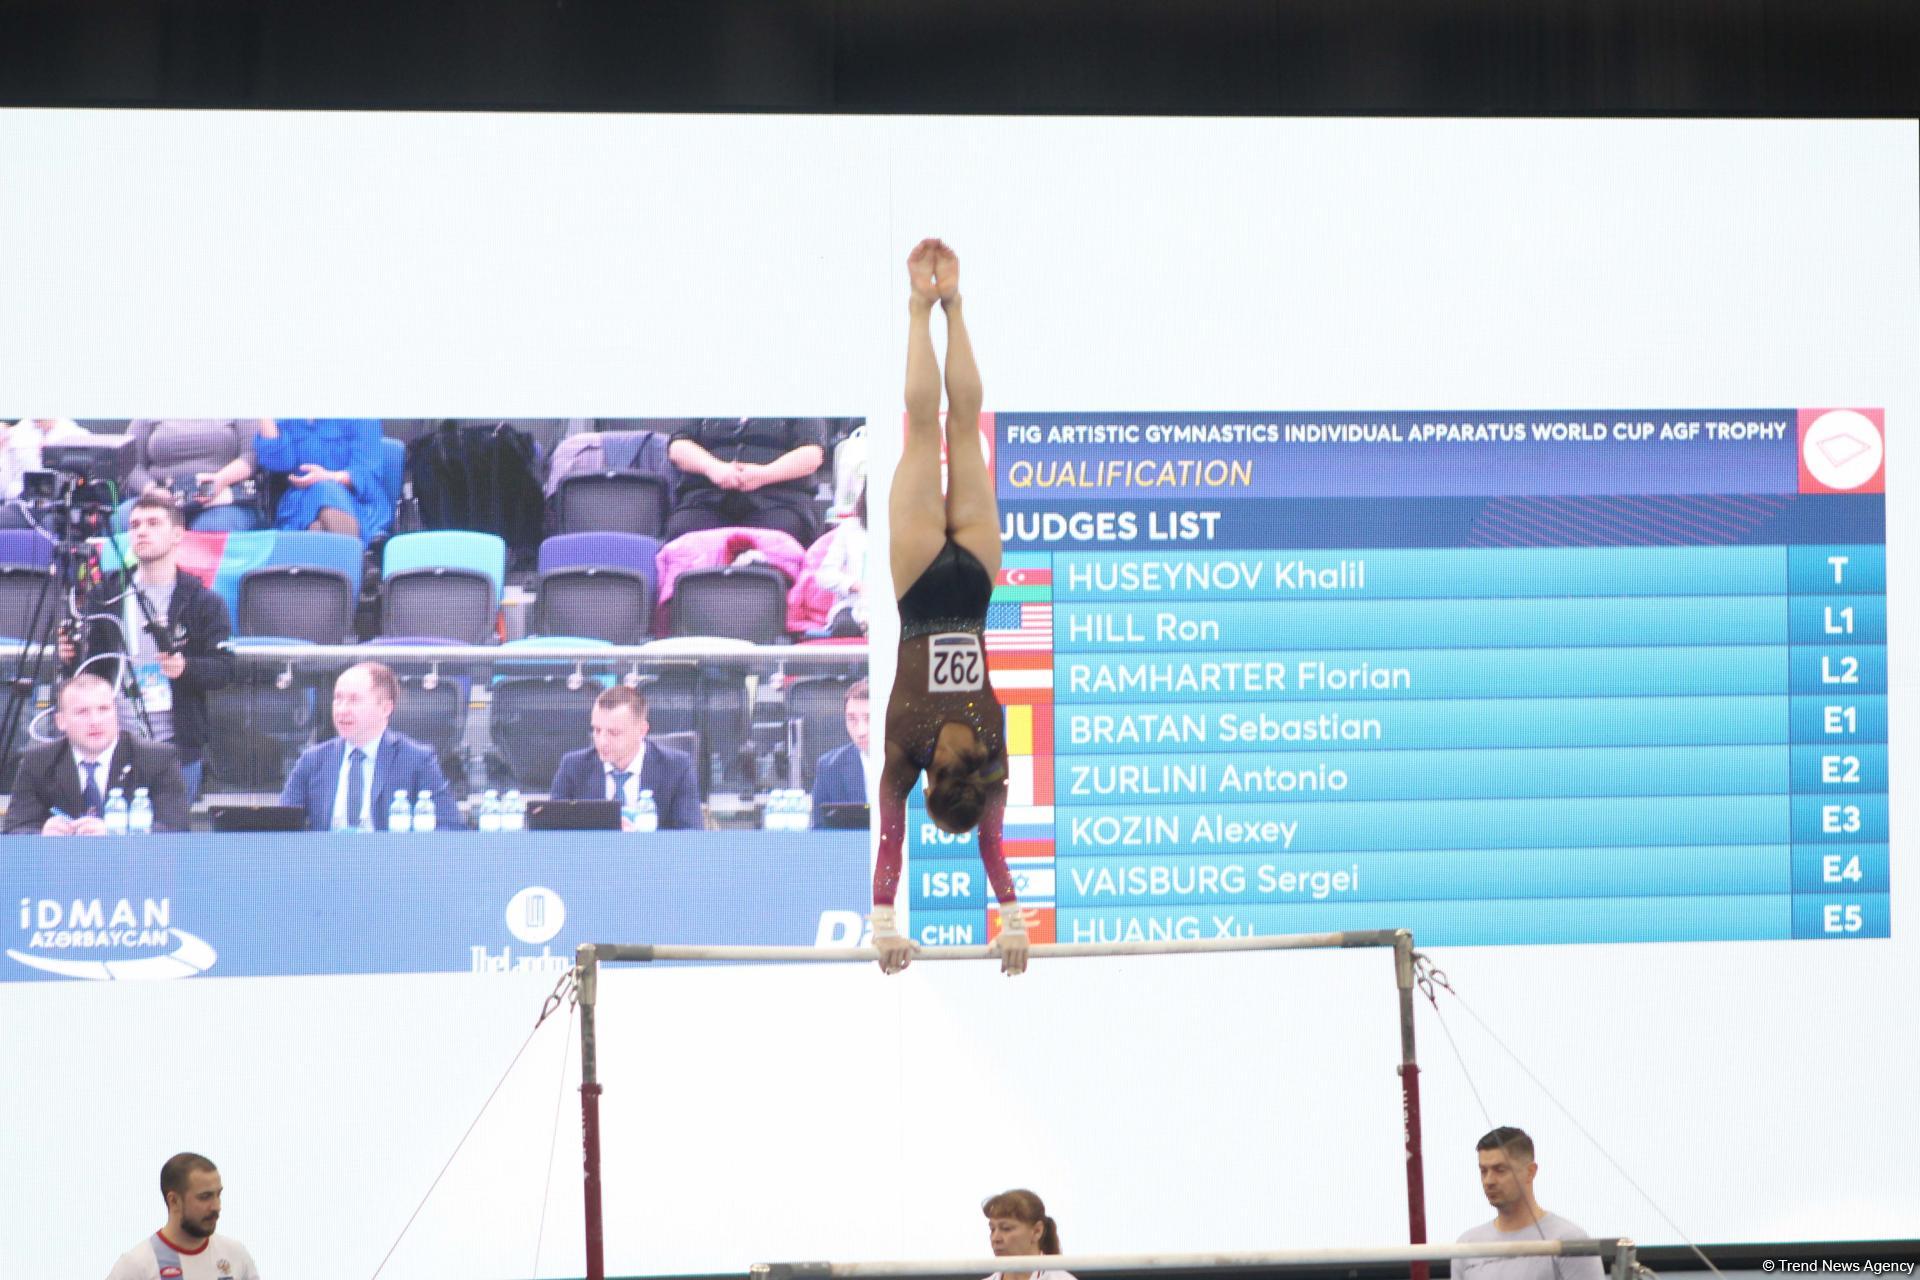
[{"left": 20, "top": 435, "right": 137, "bottom": 540}]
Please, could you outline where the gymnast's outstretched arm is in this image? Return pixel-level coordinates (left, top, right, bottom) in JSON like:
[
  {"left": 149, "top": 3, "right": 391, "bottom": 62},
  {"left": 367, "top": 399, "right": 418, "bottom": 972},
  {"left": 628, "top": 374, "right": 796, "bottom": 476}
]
[
  {"left": 975, "top": 786, "right": 1028, "bottom": 975},
  {"left": 872, "top": 745, "right": 919, "bottom": 975}
]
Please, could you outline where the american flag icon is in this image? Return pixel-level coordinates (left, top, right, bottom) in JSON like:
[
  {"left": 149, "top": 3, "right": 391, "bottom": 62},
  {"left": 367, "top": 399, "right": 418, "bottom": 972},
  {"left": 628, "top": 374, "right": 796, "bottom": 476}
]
[{"left": 985, "top": 602, "right": 1053, "bottom": 652}]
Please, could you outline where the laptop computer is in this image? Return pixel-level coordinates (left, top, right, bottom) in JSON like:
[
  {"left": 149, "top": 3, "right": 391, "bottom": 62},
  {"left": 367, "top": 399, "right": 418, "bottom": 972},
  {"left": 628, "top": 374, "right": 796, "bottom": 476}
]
[
  {"left": 525, "top": 799, "right": 623, "bottom": 832},
  {"left": 813, "top": 801, "right": 871, "bottom": 830},
  {"left": 208, "top": 805, "right": 308, "bottom": 834}
]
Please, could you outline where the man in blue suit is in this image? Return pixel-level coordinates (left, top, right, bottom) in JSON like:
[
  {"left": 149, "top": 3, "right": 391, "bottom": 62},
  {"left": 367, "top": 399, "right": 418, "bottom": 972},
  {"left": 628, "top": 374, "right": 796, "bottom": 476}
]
[
  {"left": 809, "top": 678, "right": 872, "bottom": 825},
  {"left": 280, "top": 661, "right": 464, "bottom": 831},
  {"left": 548, "top": 684, "right": 702, "bottom": 830}
]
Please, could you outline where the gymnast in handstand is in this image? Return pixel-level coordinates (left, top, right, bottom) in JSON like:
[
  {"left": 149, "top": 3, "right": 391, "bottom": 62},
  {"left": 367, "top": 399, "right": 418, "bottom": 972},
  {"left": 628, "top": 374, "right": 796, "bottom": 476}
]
[{"left": 871, "top": 238, "right": 1027, "bottom": 978}]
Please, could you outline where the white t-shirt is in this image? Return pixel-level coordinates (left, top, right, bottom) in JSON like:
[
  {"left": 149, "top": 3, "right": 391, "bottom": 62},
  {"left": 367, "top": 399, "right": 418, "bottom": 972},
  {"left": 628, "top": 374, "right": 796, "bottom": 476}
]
[
  {"left": 1456, "top": 1211, "right": 1605, "bottom": 1280},
  {"left": 106, "top": 1230, "right": 260, "bottom": 1280}
]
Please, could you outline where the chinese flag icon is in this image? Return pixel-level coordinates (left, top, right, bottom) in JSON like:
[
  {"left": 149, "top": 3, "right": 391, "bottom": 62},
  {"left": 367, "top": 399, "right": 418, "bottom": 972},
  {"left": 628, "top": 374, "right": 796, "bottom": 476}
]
[
  {"left": 988, "top": 905, "right": 1056, "bottom": 945},
  {"left": 1798, "top": 409, "right": 1885, "bottom": 494}
]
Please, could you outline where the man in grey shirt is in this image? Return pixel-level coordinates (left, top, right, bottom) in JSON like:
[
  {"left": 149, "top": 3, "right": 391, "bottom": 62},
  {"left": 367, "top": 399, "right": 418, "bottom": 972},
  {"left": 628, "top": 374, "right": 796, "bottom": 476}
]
[{"left": 1456, "top": 1127, "right": 1605, "bottom": 1280}]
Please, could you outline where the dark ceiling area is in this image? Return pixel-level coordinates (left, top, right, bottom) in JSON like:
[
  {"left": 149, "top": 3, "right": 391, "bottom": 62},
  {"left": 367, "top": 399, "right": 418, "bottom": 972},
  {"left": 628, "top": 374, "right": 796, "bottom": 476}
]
[{"left": 1, "top": 0, "right": 1917, "bottom": 117}]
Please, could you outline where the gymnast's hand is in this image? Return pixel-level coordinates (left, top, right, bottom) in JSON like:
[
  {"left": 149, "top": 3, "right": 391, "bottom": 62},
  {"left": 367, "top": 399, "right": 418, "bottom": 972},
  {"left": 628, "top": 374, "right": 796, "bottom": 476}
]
[
  {"left": 907, "top": 238, "right": 941, "bottom": 306},
  {"left": 990, "top": 924, "right": 1029, "bottom": 977},
  {"left": 875, "top": 931, "right": 917, "bottom": 975}
]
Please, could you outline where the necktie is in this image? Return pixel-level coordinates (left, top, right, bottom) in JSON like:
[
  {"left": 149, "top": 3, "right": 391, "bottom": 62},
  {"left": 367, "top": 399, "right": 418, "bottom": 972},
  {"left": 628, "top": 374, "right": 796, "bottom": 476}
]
[
  {"left": 609, "top": 770, "right": 632, "bottom": 804},
  {"left": 81, "top": 761, "right": 103, "bottom": 816},
  {"left": 346, "top": 747, "right": 367, "bottom": 829}
]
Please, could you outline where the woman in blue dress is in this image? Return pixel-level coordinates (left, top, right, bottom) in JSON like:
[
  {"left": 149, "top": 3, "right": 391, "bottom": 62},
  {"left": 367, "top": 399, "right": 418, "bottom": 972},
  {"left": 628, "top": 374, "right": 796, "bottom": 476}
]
[{"left": 254, "top": 418, "right": 392, "bottom": 543}]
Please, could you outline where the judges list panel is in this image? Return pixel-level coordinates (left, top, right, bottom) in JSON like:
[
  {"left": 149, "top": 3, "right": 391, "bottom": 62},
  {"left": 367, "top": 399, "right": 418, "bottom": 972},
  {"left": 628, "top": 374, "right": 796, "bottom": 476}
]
[{"left": 907, "top": 409, "right": 1890, "bottom": 948}]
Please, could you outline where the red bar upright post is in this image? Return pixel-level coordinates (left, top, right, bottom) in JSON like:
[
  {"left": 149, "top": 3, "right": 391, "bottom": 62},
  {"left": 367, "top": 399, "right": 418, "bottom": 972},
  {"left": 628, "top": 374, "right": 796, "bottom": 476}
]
[
  {"left": 578, "top": 946, "right": 607, "bottom": 1280},
  {"left": 1395, "top": 933, "right": 1429, "bottom": 1280}
]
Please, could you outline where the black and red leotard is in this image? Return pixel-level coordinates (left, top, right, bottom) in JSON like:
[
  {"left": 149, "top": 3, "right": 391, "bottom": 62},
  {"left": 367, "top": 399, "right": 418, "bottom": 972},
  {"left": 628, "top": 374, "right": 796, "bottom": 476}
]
[{"left": 874, "top": 539, "right": 1017, "bottom": 914}]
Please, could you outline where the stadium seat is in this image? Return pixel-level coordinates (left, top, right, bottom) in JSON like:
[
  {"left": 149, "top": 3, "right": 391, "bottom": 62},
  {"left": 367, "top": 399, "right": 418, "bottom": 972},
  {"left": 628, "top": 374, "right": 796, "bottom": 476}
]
[
  {"left": 668, "top": 565, "right": 788, "bottom": 644},
  {"left": 382, "top": 531, "right": 507, "bottom": 643},
  {"left": 237, "top": 566, "right": 357, "bottom": 643},
  {"left": 381, "top": 435, "right": 406, "bottom": 503},
  {"left": 365, "top": 637, "right": 471, "bottom": 781},
  {"left": 554, "top": 470, "right": 670, "bottom": 538},
  {"left": 383, "top": 530, "right": 506, "bottom": 599},
  {"left": 203, "top": 637, "right": 320, "bottom": 791},
  {"left": 383, "top": 568, "right": 496, "bottom": 644},
  {"left": 780, "top": 675, "right": 856, "bottom": 789},
  {"left": 0, "top": 565, "right": 59, "bottom": 646},
  {"left": 0, "top": 530, "right": 55, "bottom": 569},
  {"left": 531, "top": 568, "right": 654, "bottom": 644},
  {"left": 641, "top": 664, "right": 750, "bottom": 796},
  {"left": 537, "top": 531, "right": 661, "bottom": 583},
  {"left": 649, "top": 728, "right": 703, "bottom": 797},
  {"left": 487, "top": 637, "right": 614, "bottom": 789},
  {"left": 265, "top": 530, "right": 365, "bottom": 582}
]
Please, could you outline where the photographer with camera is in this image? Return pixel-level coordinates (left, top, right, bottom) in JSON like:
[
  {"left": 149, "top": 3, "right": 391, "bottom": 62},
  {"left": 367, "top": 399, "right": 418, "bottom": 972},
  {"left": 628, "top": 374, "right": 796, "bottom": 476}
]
[
  {"left": 119, "top": 418, "right": 267, "bottom": 533},
  {"left": 59, "top": 492, "right": 234, "bottom": 803}
]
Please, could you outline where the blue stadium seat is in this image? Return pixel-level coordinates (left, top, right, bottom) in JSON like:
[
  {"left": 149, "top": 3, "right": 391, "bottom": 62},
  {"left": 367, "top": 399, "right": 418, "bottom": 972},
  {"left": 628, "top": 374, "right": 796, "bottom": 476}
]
[
  {"left": 382, "top": 531, "right": 507, "bottom": 643},
  {"left": 383, "top": 531, "right": 506, "bottom": 602}
]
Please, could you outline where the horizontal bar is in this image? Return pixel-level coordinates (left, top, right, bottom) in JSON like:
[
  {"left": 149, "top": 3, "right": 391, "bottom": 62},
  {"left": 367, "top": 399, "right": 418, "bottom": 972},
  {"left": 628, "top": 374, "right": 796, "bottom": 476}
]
[
  {"left": 219, "top": 641, "right": 868, "bottom": 662},
  {"left": 591, "top": 930, "right": 1405, "bottom": 965},
  {"left": 753, "top": 1240, "right": 1620, "bottom": 1279}
]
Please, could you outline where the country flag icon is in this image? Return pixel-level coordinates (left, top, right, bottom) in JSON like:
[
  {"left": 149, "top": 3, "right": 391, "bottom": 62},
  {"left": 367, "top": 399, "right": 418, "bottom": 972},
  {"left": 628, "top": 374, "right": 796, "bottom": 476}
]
[{"left": 1798, "top": 409, "right": 1885, "bottom": 494}]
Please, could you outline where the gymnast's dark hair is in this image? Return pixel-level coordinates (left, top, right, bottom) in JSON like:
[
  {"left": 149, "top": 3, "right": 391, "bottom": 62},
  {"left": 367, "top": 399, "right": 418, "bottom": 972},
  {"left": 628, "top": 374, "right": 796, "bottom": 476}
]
[
  {"left": 982, "top": 1188, "right": 1060, "bottom": 1254},
  {"left": 924, "top": 738, "right": 1001, "bottom": 834}
]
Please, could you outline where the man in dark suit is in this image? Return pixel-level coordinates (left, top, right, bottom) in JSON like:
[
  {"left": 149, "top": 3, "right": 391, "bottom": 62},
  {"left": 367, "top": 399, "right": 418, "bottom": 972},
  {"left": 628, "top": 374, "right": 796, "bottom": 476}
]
[
  {"left": 5, "top": 674, "right": 191, "bottom": 834},
  {"left": 279, "top": 661, "right": 464, "bottom": 831},
  {"left": 810, "top": 677, "right": 872, "bottom": 825},
  {"left": 548, "top": 684, "right": 701, "bottom": 830}
]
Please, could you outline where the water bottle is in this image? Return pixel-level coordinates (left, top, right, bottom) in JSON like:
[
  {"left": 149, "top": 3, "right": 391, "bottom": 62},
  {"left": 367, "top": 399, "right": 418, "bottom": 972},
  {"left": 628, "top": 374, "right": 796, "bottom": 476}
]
[
  {"left": 412, "top": 790, "right": 437, "bottom": 833},
  {"left": 388, "top": 790, "right": 413, "bottom": 834},
  {"left": 478, "top": 789, "right": 502, "bottom": 833},
  {"left": 621, "top": 791, "right": 641, "bottom": 831},
  {"left": 636, "top": 788, "right": 658, "bottom": 833},
  {"left": 104, "top": 787, "right": 129, "bottom": 836},
  {"left": 797, "top": 788, "right": 814, "bottom": 831},
  {"left": 501, "top": 789, "right": 525, "bottom": 832},
  {"left": 128, "top": 787, "right": 154, "bottom": 836}
]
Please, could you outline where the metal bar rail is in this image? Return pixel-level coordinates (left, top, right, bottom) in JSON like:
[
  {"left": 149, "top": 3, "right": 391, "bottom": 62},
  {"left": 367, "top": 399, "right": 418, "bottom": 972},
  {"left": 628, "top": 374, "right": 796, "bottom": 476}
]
[
  {"left": 573, "top": 930, "right": 1428, "bottom": 1280},
  {"left": 752, "top": 1239, "right": 1638, "bottom": 1280}
]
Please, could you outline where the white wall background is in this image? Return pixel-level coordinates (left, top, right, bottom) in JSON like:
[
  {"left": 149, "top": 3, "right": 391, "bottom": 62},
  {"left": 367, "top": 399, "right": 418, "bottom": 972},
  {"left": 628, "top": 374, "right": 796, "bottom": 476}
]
[{"left": 0, "top": 111, "right": 1915, "bottom": 1279}]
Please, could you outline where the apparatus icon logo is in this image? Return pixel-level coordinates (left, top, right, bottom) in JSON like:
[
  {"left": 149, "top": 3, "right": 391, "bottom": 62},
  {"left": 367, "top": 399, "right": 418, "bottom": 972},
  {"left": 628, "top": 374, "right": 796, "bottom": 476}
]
[
  {"left": 7, "top": 896, "right": 217, "bottom": 981},
  {"left": 505, "top": 886, "right": 566, "bottom": 945},
  {"left": 1798, "top": 409, "right": 1885, "bottom": 494}
]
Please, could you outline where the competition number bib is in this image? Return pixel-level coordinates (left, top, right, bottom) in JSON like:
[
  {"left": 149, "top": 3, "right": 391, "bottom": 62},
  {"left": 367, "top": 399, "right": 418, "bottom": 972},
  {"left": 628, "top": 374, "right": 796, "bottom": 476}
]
[{"left": 927, "top": 633, "right": 985, "bottom": 693}]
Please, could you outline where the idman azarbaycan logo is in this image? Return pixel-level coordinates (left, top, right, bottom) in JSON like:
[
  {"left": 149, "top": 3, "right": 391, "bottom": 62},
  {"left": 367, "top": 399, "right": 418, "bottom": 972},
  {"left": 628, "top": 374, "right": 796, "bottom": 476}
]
[{"left": 7, "top": 895, "right": 217, "bottom": 981}]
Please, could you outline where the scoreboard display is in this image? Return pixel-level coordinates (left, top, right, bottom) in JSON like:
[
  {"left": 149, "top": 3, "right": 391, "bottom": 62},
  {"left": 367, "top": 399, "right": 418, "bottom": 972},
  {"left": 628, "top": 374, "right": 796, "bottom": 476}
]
[{"left": 909, "top": 407, "right": 1889, "bottom": 948}]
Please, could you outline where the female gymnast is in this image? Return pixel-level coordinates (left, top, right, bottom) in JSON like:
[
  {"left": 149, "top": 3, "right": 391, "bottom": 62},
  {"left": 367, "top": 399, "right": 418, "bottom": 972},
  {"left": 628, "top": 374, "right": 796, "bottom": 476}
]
[
  {"left": 871, "top": 238, "right": 1027, "bottom": 977},
  {"left": 982, "top": 1189, "right": 1073, "bottom": 1280}
]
